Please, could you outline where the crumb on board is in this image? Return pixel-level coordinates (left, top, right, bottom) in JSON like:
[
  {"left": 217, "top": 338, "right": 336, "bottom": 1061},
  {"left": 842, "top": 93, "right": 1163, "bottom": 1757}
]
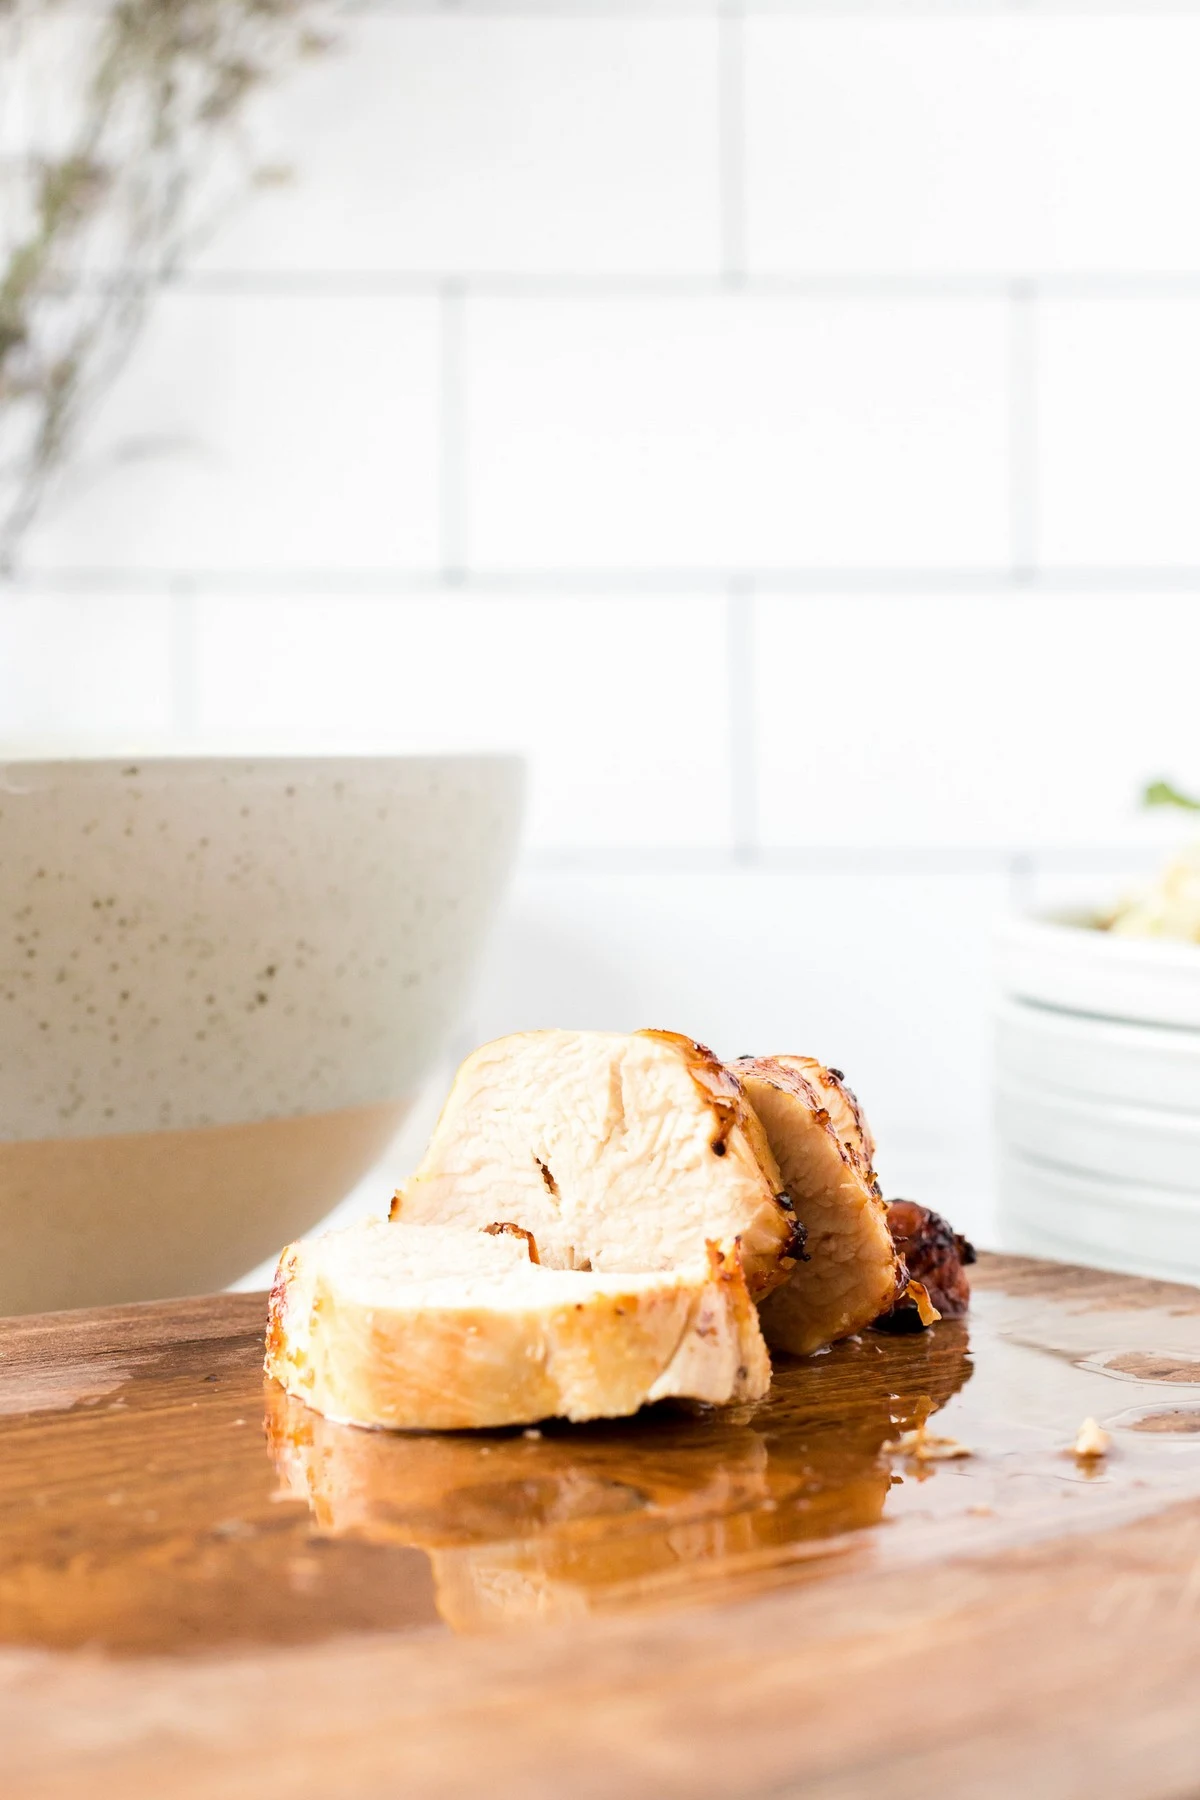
[
  {"left": 522, "top": 1428, "right": 543, "bottom": 1441},
  {"left": 1073, "top": 1417, "right": 1111, "bottom": 1460},
  {"left": 882, "top": 1422, "right": 972, "bottom": 1463}
]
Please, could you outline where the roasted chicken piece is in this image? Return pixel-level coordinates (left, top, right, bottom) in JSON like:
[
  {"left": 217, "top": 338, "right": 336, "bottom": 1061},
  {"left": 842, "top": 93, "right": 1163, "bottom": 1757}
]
[
  {"left": 873, "top": 1199, "right": 975, "bottom": 1333},
  {"left": 394, "top": 1029, "right": 800, "bottom": 1300},
  {"left": 266, "top": 1218, "right": 770, "bottom": 1430},
  {"left": 731, "top": 1056, "right": 902, "bottom": 1356},
  {"left": 768, "top": 1055, "right": 877, "bottom": 1173}
]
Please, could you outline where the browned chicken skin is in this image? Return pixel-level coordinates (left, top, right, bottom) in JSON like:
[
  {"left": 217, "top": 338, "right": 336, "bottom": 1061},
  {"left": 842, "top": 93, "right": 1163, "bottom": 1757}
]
[
  {"left": 873, "top": 1199, "right": 976, "bottom": 1334},
  {"left": 731, "top": 1056, "right": 900, "bottom": 1356},
  {"left": 731, "top": 1052, "right": 974, "bottom": 1349}
]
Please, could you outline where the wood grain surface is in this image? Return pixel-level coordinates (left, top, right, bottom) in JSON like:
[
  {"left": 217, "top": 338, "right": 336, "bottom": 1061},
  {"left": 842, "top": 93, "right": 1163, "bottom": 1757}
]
[{"left": 3, "top": 1253, "right": 1200, "bottom": 1798}]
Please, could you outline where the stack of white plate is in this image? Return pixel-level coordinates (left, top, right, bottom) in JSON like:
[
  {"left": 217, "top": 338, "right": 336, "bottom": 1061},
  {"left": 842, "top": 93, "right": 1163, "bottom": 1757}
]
[{"left": 996, "top": 914, "right": 1200, "bottom": 1286}]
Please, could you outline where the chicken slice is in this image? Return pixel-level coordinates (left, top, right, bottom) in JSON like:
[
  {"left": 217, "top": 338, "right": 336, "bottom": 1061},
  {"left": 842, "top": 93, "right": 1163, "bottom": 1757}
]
[
  {"left": 731, "top": 1056, "right": 901, "bottom": 1356},
  {"left": 265, "top": 1218, "right": 770, "bottom": 1430},
  {"left": 393, "top": 1029, "right": 799, "bottom": 1300},
  {"left": 765, "top": 1055, "right": 877, "bottom": 1174}
]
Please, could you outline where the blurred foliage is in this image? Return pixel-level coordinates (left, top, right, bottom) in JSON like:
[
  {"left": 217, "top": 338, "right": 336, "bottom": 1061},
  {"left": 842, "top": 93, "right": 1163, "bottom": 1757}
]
[
  {"left": 0, "top": 0, "right": 333, "bottom": 568},
  {"left": 1144, "top": 779, "right": 1200, "bottom": 813}
]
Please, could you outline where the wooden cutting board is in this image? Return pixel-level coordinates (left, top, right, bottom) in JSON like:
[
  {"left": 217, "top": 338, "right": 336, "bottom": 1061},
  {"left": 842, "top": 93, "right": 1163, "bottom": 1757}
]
[{"left": 4, "top": 1252, "right": 1200, "bottom": 1799}]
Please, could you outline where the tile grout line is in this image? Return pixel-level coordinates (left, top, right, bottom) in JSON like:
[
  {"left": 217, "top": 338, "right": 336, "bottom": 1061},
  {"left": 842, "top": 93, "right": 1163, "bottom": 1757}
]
[
  {"left": 14, "top": 567, "right": 1200, "bottom": 597},
  {"left": 438, "top": 281, "right": 467, "bottom": 582},
  {"left": 65, "top": 269, "right": 1200, "bottom": 300},
  {"left": 241, "top": 2, "right": 1200, "bottom": 18},
  {"left": 1007, "top": 852, "right": 1035, "bottom": 911},
  {"left": 725, "top": 580, "right": 757, "bottom": 859},
  {"left": 11, "top": 2, "right": 1188, "bottom": 16},
  {"left": 718, "top": 0, "right": 747, "bottom": 285},
  {"left": 1008, "top": 282, "right": 1039, "bottom": 582},
  {"left": 519, "top": 844, "right": 1164, "bottom": 876}
]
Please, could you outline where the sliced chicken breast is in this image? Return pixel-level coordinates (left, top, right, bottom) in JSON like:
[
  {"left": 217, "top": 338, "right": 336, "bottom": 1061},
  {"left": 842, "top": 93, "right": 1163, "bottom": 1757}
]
[
  {"left": 731, "top": 1056, "right": 901, "bottom": 1356},
  {"left": 393, "top": 1029, "right": 799, "bottom": 1300},
  {"left": 765, "top": 1055, "right": 876, "bottom": 1174},
  {"left": 265, "top": 1218, "right": 770, "bottom": 1430}
]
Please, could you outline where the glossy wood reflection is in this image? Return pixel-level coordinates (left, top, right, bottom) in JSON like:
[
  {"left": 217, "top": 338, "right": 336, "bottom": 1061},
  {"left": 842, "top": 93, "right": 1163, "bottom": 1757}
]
[
  {"left": 4, "top": 1256, "right": 1200, "bottom": 1659},
  {"left": 264, "top": 1321, "right": 972, "bottom": 1630},
  {"left": 5, "top": 1258, "right": 1200, "bottom": 1800},
  {"left": 0, "top": 1295, "right": 441, "bottom": 1654}
]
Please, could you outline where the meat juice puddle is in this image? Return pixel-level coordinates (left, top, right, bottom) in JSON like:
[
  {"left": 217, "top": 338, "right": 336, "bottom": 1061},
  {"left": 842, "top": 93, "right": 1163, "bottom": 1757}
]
[
  {"left": 3, "top": 1282, "right": 1199, "bottom": 1654},
  {"left": 877, "top": 1287, "right": 1200, "bottom": 1551}
]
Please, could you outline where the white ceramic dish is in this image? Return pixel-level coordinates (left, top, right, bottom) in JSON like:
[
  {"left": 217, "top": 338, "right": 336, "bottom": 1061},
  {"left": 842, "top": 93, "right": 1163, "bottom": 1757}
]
[
  {"left": 997, "top": 1077, "right": 1200, "bottom": 1193},
  {"left": 999, "top": 1149, "right": 1200, "bottom": 1286},
  {"left": 996, "top": 907, "right": 1200, "bottom": 1280},
  {"left": 997, "top": 912, "right": 1200, "bottom": 1030},
  {"left": 0, "top": 754, "right": 523, "bottom": 1315},
  {"left": 996, "top": 996, "right": 1200, "bottom": 1114}
]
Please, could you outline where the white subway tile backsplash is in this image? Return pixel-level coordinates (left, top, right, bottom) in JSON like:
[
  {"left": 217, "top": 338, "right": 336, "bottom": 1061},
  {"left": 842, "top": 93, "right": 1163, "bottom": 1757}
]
[
  {"left": 745, "top": 17, "right": 1200, "bottom": 276},
  {"left": 190, "top": 592, "right": 732, "bottom": 851},
  {"left": 14, "top": 2, "right": 1200, "bottom": 1260},
  {"left": 0, "top": 591, "right": 174, "bottom": 744},
  {"left": 21, "top": 295, "right": 441, "bottom": 576},
  {"left": 1038, "top": 299, "right": 1200, "bottom": 570},
  {"left": 746, "top": 19, "right": 1018, "bottom": 278},
  {"left": 468, "top": 864, "right": 1005, "bottom": 1242},
  {"left": 755, "top": 593, "right": 1200, "bottom": 851},
  {"left": 194, "top": 17, "right": 721, "bottom": 277},
  {"left": 463, "top": 296, "right": 1010, "bottom": 573}
]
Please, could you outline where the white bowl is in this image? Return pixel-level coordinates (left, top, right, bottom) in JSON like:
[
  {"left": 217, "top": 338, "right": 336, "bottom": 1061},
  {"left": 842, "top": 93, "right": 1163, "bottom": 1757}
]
[
  {"left": 999, "top": 1149, "right": 1200, "bottom": 1285},
  {"left": 0, "top": 754, "right": 523, "bottom": 1314},
  {"left": 996, "top": 997, "right": 1200, "bottom": 1114},
  {"left": 997, "top": 1077, "right": 1200, "bottom": 1193},
  {"left": 996, "top": 908, "right": 1200, "bottom": 1282},
  {"left": 997, "top": 911, "right": 1200, "bottom": 1029}
]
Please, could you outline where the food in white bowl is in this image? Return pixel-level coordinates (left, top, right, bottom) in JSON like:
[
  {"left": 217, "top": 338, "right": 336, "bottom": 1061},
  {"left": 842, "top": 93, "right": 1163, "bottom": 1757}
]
[
  {"left": 0, "top": 755, "right": 523, "bottom": 1315},
  {"left": 996, "top": 794, "right": 1200, "bottom": 1284},
  {"left": 997, "top": 911, "right": 1200, "bottom": 1030},
  {"left": 1102, "top": 843, "right": 1200, "bottom": 942},
  {"left": 1101, "top": 780, "right": 1200, "bottom": 942},
  {"left": 267, "top": 1032, "right": 975, "bottom": 1432},
  {"left": 999, "top": 780, "right": 1200, "bottom": 1025}
]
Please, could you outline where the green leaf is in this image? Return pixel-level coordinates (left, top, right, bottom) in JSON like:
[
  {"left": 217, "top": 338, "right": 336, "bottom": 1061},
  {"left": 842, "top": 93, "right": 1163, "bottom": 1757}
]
[{"left": 1144, "top": 778, "right": 1200, "bottom": 813}]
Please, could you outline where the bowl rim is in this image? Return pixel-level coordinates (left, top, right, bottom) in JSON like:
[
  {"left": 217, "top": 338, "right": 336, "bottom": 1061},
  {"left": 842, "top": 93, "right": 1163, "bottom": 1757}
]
[
  {"left": 1001, "top": 1142, "right": 1200, "bottom": 1223},
  {"left": 999, "top": 907, "right": 1200, "bottom": 966},
  {"left": 998, "top": 1069, "right": 1200, "bottom": 1138},
  {"left": 996, "top": 992, "right": 1200, "bottom": 1050}
]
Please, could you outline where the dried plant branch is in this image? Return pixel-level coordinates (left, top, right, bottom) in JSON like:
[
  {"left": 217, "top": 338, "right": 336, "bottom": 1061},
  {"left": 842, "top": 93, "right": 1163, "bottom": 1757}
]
[{"left": 0, "top": 0, "right": 333, "bottom": 569}]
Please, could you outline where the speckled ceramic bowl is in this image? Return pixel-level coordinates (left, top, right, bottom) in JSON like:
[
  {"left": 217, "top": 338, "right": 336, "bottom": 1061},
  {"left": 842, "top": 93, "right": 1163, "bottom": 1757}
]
[{"left": 0, "top": 755, "right": 523, "bottom": 1314}]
